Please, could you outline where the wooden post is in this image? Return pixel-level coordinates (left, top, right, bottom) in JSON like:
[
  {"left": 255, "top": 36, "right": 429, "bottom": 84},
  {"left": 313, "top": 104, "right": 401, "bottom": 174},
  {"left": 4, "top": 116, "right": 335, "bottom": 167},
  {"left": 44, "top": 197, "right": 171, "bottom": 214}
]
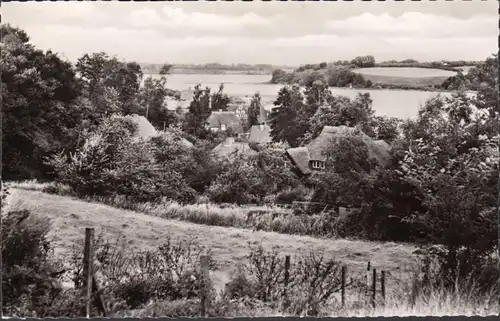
[
  {"left": 282, "top": 255, "right": 291, "bottom": 310},
  {"left": 381, "top": 270, "right": 386, "bottom": 306},
  {"left": 341, "top": 265, "right": 346, "bottom": 307},
  {"left": 82, "top": 228, "right": 95, "bottom": 318},
  {"left": 365, "top": 261, "right": 371, "bottom": 296},
  {"left": 200, "top": 255, "right": 210, "bottom": 317},
  {"left": 371, "top": 268, "right": 377, "bottom": 309}
]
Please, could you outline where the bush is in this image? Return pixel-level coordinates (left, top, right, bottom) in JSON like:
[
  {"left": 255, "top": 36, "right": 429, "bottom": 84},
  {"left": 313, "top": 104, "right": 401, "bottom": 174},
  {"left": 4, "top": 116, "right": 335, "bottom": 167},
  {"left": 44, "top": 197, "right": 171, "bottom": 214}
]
[
  {"left": 46, "top": 115, "right": 197, "bottom": 204},
  {"left": 68, "top": 235, "right": 217, "bottom": 310},
  {"left": 1, "top": 192, "right": 67, "bottom": 317}
]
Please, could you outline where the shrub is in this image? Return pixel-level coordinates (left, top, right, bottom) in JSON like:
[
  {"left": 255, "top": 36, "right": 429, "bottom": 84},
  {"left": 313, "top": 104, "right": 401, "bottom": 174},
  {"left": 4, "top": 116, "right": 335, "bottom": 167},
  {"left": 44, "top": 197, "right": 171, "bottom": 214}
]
[
  {"left": 68, "top": 235, "right": 217, "bottom": 310},
  {"left": 1, "top": 198, "right": 67, "bottom": 317},
  {"left": 46, "top": 115, "right": 197, "bottom": 204}
]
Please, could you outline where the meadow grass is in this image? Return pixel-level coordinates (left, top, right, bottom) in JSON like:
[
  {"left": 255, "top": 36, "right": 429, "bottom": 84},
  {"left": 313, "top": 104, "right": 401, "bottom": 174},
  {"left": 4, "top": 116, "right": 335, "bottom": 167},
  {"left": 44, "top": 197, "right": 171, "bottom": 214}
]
[
  {"left": 354, "top": 67, "right": 457, "bottom": 78},
  {"left": 6, "top": 180, "right": 340, "bottom": 237},
  {"left": 353, "top": 67, "right": 456, "bottom": 89},
  {"left": 6, "top": 184, "right": 417, "bottom": 293}
]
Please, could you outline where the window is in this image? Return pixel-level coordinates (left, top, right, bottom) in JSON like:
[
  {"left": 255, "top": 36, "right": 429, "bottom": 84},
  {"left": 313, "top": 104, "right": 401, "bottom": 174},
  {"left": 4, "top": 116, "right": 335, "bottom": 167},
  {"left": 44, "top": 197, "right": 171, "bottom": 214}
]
[{"left": 310, "top": 160, "right": 325, "bottom": 170}]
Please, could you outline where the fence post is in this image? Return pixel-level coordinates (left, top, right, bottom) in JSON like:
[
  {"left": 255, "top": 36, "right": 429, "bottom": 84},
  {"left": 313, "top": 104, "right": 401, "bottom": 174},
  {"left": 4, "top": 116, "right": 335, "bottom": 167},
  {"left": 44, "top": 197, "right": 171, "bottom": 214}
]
[
  {"left": 371, "top": 268, "right": 377, "bottom": 309},
  {"left": 200, "top": 255, "right": 210, "bottom": 317},
  {"left": 365, "top": 261, "right": 371, "bottom": 296},
  {"left": 381, "top": 270, "right": 386, "bottom": 306},
  {"left": 282, "top": 255, "right": 291, "bottom": 310},
  {"left": 341, "top": 265, "right": 346, "bottom": 307},
  {"left": 82, "top": 228, "right": 95, "bottom": 318}
]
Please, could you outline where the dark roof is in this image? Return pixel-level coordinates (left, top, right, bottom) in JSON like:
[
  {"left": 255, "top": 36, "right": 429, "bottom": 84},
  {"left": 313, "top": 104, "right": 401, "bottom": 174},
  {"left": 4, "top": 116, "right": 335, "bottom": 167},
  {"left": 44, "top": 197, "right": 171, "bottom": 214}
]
[
  {"left": 248, "top": 124, "right": 272, "bottom": 144},
  {"left": 212, "top": 137, "right": 257, "bottom": 159},
  {"left": 206, "top": 111, "right": 243, "bottom": 133},
  {"left": 286, "top": 125, "right": 391, "bottom": 175}
]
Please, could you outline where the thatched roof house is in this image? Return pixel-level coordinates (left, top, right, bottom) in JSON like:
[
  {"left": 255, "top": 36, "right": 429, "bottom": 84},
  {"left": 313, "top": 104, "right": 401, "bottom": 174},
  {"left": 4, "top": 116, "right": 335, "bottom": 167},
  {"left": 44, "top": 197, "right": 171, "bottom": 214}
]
[
  {"left": 286, "top": 126, "right": 391, "bottom": 175},
  {"left": 212, "top": 137, "right": 257, "bottom": 159},
  {"left": 206, "top": 111, "right": 243, "bottom": 134},
  {"left": 129, "top": 114, "right": 193, "bottom": 148},
  {"left": 248, "top": 124, "right": 272, "bottom": 144}
]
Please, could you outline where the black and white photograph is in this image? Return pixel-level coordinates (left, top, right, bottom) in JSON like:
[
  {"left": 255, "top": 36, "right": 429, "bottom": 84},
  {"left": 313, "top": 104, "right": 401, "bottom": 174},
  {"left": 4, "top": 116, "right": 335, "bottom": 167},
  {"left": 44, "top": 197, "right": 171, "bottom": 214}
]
[{"left": 1, "top": 0, "right": 498, "bottom": 318}]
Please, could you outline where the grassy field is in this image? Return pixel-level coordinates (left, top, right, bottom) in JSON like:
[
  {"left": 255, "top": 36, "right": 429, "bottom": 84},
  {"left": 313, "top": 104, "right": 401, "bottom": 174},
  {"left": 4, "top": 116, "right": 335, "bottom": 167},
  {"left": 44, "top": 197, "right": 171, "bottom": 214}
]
[
  {"left": 354, "top": 67, "right": 457, "bottom": 88},
  {"left": 5, "top": 186, "right": 498, "bottom": 316},
  {"left": 6, "top": 187, "right": 417, "bottom": 293}
]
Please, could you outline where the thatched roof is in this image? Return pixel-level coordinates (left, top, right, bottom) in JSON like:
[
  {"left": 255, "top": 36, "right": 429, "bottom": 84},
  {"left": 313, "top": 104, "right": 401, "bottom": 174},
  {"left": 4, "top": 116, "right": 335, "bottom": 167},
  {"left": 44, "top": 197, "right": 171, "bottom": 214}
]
[
  {"left": 212, "top": 137, "right": 257, "bottom": 159},
  {"left": 286, "top": 125, "right": 391, "bottom": 175},
  {"left": 129, "top": 114, "right": 193, "bottom": 148},
  {"left": 248, "top": 124, "right": 272, "bottom": 144},
  {"left": 206, "top": 111, "right": 243, "bottom": 133},
  {"left": 257, "top": 104, "right": 268, "bottom": 124},
  {"left": 129, "top": 114, "right": 158, "bottom": 140}
]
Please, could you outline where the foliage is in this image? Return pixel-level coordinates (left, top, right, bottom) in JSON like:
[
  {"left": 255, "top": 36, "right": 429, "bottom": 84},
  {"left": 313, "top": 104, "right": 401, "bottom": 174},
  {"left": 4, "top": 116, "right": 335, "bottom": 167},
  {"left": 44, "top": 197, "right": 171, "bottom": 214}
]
[
  {"left": 1, "top": 24, "right": 82, "bottom": 180},
  {"left": 208, "top": 146, "right": 299, "bottom": 205},
  {"left": 223, "top": 245, "right": 356, "bottom": 316},
  {"left": 268, "top": 85, "right": 306, "bottom": 147},
  {"left": 46, "top": 115, "right": 196, "bottom": 204},
  {"left": 184, "top": 84, "right": 212, "bottom": 138},
  {"left": 210, "top": 83, "right": 230, "bottom": 112},
  {"left": 247, "top": 92, "right": 262, "bottom": 128},
  {"left": 1, "top": 201, "right": 66, "bottom": 317},
  {"left": 68, "top": 235, "right": 217, "bottom": 310},
  {"left": 302, "top": 93, "right": 376, "bottom": 144},
  {"left": 398, "top": 93, "right": 498, "bottom": 285},
  {"left": 350, "top": 55, "right": 376, "bottom": 68},
  {"left": 137, "top": 76, "right": 179, "bottom": 130},
  {"left": 75, "top": 52, "right": 143, "bottom": 116}
]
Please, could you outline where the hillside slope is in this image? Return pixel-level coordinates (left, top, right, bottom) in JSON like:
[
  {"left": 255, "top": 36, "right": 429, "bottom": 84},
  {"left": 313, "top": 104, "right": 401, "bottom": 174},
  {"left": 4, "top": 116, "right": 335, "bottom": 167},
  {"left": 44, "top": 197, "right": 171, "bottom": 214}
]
[{"left": 7, "top": 188, "right": 417, "bottom": 290}]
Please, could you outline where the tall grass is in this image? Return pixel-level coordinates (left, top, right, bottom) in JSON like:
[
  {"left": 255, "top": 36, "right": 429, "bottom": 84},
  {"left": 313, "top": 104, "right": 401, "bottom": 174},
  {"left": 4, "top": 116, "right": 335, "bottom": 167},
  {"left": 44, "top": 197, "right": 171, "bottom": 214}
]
[{"left": 7, "top": 180, "right": 342, "bottom": 238}]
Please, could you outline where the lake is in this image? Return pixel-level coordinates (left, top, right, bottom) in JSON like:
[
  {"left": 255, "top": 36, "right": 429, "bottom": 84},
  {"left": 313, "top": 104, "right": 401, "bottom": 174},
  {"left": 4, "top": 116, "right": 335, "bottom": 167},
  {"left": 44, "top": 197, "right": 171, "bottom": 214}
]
[{"left": 147, "top": 73, "right": 453, "bottom": 119}]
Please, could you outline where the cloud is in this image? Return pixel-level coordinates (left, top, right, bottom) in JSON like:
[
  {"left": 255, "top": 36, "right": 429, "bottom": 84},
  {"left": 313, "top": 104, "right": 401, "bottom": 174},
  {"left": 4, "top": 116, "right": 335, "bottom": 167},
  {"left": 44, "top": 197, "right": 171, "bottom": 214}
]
[
  {"left": 325, "top": 12, "right": 496, "bottom": 39},
  {"left": 128, "top": 7, "right": 271, "bottom": 32},
  {"left": 3, "top": 3, "right": 496, "bottom": 65}
]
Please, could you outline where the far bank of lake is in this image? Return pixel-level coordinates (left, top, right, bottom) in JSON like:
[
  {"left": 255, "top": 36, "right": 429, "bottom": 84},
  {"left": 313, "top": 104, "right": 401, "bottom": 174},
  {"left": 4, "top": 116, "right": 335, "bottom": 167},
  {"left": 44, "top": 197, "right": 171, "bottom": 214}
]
[{"left": 147, "top": 73, "right": 457, "bottom": 119}]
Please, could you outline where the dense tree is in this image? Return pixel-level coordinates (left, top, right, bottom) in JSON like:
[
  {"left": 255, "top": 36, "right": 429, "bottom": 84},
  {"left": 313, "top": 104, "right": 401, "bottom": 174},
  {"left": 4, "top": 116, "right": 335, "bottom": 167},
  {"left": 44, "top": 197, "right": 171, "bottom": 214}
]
[
  {"left": 137, "top": 76, "right": 179, "bottom": 130},
  {"left": 247, "top": 92, "right": 262, "bottom": 127},
  {"left": 210, "top": 83, "right": 230, "bottom": 111},
  {"left": 183, "top": 85, "right": 212, "bottom": 138},
  {"left": 398, "top": 92, "right": 498, "bottom": 284},
  {"left": 301, "top": 93, "right": 376, "bottom": 144},
  {"left": 75, "top": 52, "right": 143, "bottom": 116},
  {"left": 1, "top": 24, "right": 82, "bottom": 180},
  {"left": 268, "top": 85, "right": 305, "bottom": 147},
  {"left": 159, "top": 63, "right": 173, "bottom": 75},
  {"left": 350, "top": 55, "right": 376, "bottom": 68}
]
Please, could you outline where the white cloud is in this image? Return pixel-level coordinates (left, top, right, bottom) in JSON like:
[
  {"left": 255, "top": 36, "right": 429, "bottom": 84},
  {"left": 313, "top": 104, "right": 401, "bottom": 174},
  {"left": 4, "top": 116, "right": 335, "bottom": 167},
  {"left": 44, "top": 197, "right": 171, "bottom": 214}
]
[
  {"left": 128, "top": 7, "right": 271, "bottom": 31},
  {"left": 325, "top": 12, "right": 496, "bottom": 39},
  {"left": 3, "top": 3, "right": 496, "bottom": 65}
]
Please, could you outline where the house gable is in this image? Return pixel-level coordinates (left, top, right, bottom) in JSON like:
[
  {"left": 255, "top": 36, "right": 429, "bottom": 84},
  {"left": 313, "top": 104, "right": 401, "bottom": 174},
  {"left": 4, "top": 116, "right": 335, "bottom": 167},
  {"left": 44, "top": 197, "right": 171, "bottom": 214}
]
[{"left": 286, "top": 125, "right": 391, "bottom": 175}]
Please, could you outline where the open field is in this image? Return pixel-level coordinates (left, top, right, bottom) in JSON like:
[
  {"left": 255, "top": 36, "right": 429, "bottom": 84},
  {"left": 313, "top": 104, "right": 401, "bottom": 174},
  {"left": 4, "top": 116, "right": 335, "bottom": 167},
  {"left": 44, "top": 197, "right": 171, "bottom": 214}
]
[
  {"left": 355, "top": 67, "right": 457, "bottom": 78},
  {"left": 354, "top": 67, "right": 457, "bottom": 88},
  {"left": 6, "top": 187, "right": 418, "bottom": 293}
]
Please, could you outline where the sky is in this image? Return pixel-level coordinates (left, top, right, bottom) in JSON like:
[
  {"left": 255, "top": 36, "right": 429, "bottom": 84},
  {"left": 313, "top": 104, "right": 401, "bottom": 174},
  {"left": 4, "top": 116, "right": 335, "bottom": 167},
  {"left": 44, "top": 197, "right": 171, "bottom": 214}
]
[{"left": 3, "top": 1, "right": 498, "bottom": 66}]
